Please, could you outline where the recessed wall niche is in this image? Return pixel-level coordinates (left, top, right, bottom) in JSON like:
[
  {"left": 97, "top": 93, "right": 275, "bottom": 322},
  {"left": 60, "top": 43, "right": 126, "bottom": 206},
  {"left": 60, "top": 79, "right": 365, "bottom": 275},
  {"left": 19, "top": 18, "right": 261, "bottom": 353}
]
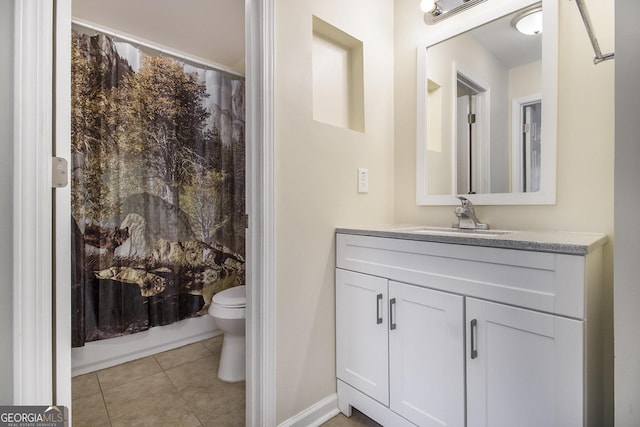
[{"left": 312, "top": 16, "right": 364, "bottom": 132}]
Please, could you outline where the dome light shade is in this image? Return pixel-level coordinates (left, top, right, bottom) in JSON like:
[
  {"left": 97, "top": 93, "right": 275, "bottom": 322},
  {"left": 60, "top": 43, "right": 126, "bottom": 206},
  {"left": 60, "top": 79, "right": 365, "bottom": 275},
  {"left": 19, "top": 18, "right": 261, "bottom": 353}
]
[{"left": 512, "top": 8, "right": 543, "bottom": 35}]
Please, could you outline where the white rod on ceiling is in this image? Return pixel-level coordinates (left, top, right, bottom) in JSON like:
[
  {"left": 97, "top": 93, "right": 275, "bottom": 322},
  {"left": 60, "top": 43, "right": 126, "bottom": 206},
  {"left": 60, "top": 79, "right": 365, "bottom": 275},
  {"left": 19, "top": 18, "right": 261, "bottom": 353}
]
[
  {"left": 572, "top": 0, "right": 614, "bottom": 65},
  {"left": 71, "top": 18, "right": 245, "bottom": 77}
]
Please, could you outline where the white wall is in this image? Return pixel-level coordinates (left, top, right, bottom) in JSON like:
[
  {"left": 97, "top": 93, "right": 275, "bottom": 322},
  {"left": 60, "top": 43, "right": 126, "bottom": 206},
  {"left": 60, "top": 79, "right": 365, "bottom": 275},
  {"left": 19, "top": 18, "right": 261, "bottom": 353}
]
[
  {"left": 614, "top": 0, "right": 640, "bottom": 425},
  {"left": 0, "top": 0, "right": 14, "bottom": 405},
  {"left": 394, "top": 0, "right": 614, "bottom": 423},
  {"left": 274, "top": 0, "right": 395, "bottom": 422}
]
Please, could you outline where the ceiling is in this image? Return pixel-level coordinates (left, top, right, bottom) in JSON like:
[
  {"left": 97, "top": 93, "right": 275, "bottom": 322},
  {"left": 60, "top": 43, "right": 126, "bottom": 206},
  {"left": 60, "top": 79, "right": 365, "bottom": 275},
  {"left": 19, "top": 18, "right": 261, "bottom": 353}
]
[
  {"left": 469, "top": 9, "right": 542, "bottom": 69},
  {"left": 72, "top": 0, "right": 245, "bottom": 72},
  {"left": 72, "top": 1, "right": 539, "bottom": 77}
]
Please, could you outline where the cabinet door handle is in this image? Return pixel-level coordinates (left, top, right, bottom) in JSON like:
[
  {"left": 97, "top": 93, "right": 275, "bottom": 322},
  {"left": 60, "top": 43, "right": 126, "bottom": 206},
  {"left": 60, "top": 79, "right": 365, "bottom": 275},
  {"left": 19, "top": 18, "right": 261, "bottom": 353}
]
[
  {"left": 376, "top": 293, "right": 383, "bottom": 324},
  {"left": 470, "top": 319, "right": 478, "bottom": 359},
  {"left": 389, "top": 298, "right": 397, "bottom": 330}
]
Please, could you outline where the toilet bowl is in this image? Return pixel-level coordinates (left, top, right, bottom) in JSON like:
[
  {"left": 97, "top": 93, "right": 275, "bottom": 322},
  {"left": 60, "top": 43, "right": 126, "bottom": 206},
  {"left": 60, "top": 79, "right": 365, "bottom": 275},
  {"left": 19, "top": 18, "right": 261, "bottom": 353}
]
[{"left": 208, "top": 285, "right": 246, "bottom": 382}]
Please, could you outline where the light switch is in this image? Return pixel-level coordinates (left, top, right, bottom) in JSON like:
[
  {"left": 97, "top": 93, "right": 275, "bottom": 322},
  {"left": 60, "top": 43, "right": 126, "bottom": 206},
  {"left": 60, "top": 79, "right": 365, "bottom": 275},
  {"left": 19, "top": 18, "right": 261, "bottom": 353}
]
[{"left": 357, "top": 168, "right": 369, "bottom": 193}]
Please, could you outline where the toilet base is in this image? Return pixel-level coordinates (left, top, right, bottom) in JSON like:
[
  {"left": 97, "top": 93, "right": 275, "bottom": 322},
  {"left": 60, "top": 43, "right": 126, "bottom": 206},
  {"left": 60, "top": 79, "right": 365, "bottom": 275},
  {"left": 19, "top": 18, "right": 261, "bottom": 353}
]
[{"left": 218, "top": 333, "right": 245, "bottom": 382}]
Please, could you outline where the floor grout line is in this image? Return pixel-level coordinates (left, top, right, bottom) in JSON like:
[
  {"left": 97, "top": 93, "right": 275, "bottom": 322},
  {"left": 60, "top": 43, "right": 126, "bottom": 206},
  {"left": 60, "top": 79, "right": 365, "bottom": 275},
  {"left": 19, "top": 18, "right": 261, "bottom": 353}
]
[{"left": 95, "top": 373, "right": 113, "bottom": 427}]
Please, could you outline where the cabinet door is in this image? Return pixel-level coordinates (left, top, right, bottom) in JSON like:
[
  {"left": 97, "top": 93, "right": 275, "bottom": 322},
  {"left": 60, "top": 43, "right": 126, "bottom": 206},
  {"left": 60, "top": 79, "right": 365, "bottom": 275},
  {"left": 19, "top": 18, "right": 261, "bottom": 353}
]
[
  {"left": 336, "top": 269, "right": 389, "bottom": 405},
  {"left": 389, "top": 281, "right": 465, "bottom": 427},
  {"left": 466, "top": 298, "right": 583, "bottom": 427}
]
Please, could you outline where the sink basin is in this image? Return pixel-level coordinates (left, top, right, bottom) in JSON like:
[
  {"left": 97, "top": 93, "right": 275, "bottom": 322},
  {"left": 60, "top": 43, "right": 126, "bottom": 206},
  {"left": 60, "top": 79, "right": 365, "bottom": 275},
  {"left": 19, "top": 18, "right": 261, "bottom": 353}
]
[{"left": 394, "top": 226, "right": 512, "bottom": 237}]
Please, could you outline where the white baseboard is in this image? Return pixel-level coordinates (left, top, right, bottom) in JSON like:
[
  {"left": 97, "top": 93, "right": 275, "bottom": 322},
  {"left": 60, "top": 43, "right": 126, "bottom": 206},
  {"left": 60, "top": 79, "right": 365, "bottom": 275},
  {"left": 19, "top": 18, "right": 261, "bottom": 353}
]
[
  {"left": 72, "top": 316, "right": 220, "bottom": 376},
  {"left": 277, "top": 394, "right": 340, "bottom": 427}
]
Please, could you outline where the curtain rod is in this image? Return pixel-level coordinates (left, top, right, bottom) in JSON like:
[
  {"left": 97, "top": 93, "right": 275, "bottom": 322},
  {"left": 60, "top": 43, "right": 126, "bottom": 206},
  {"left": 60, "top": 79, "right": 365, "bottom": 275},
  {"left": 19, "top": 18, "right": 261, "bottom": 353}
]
[
  {"left": 72, "top": 18, "right": 245, "bottom": 78},
  {"left": 572, "top": 0, "right": 614, "bottom": 65}
]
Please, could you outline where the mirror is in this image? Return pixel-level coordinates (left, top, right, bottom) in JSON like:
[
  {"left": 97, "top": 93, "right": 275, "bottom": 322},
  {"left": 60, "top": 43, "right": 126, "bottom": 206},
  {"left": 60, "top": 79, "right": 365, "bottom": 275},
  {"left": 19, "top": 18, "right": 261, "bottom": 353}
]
[{"left": 416, "top": 0, "right": 558, "bottom": 205}]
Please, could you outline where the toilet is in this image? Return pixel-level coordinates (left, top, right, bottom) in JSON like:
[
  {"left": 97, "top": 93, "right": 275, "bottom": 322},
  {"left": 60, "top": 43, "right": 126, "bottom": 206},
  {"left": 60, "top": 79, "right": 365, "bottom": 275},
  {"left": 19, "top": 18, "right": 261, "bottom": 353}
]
[{"left": 208, "top": 285, "right": 246, "bottom": 382}]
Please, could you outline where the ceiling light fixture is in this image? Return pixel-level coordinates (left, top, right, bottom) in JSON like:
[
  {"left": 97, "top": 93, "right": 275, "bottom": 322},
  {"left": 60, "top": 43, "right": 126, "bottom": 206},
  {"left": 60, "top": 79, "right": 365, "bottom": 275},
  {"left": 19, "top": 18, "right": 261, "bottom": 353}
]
[
  {"left": 420, "top": 0, "right": 438, "bottom": 13},
  {"left": 512, "top": 7, "right": 543, "bottom": 35},
  {"left": 423, "top": 0, "right": 487, "bottom": 25}
]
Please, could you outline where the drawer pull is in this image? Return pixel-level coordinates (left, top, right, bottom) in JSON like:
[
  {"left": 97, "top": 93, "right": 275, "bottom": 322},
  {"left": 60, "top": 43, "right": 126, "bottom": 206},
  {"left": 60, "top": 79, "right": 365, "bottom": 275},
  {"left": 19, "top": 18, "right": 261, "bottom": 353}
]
[
  {"left": 390, "top": 298, "right": 397, "bottom": 330},
  {"left": 471, "top": 319, "right": 478, "bottom": 359},
  {"left": 376, "top": 293, "right": 383, "bottom": 324}
]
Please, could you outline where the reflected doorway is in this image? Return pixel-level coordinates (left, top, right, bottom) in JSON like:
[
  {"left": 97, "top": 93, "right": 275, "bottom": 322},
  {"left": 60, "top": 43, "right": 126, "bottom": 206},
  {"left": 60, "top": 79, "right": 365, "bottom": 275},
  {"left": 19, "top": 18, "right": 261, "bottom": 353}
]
[{"left": 511, "top": 96, "right": 542, "bottom": 193}]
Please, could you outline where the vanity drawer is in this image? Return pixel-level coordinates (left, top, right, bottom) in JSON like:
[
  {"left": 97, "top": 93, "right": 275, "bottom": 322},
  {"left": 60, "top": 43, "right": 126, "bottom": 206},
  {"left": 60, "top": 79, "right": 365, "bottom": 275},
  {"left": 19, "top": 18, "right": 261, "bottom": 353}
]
[{"left": 336, "top": 233, "right": 588, "bottom": 319}]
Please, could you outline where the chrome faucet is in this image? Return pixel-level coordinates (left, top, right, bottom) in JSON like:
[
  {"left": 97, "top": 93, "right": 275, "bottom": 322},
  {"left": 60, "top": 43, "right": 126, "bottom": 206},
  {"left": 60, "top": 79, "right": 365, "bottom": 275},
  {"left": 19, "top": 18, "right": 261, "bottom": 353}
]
[{"left": 453, "top": 196, "right": 489, "bottom": 230}]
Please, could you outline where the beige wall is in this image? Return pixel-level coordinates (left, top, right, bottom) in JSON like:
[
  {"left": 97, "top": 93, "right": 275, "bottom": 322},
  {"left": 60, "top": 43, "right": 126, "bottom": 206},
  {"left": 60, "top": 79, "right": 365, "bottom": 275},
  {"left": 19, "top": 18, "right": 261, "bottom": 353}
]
[
  {"left": 274, "top": 0, "right": 395, "bottom": 422},
  {"left": 394, "top": 0, "right": 614, "bottom": 423},
  {"left": 509, "top": 60, "right": 542, "bottom": 101}
]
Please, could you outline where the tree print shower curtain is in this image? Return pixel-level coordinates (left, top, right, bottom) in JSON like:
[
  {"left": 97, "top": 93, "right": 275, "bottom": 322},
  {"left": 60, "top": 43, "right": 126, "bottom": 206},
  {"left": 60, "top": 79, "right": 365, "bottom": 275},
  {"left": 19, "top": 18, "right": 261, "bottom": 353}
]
[{"left": 71, "top": 30, "right": 245, "bottom": 347}]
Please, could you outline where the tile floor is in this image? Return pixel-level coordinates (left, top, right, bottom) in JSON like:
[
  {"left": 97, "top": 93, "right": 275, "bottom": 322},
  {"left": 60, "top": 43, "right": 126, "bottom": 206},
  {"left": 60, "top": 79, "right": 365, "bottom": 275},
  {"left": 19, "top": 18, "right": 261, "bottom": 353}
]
[
  {"left": 72, "top": 335, "right": 244, "bottom": 426},
  {"left": 72, "top": 336, "right": 380, "bottom": 426},
  {"left": 321, "top": 409, "right": 382, "bottom": 427}
]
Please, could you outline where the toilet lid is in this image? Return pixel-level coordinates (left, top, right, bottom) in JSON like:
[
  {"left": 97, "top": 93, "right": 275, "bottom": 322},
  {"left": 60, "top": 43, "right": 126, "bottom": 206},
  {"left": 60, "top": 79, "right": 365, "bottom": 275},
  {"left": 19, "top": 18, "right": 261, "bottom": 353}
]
[{"left": 212, "top": 285, "right": 246, "bottom": 307}]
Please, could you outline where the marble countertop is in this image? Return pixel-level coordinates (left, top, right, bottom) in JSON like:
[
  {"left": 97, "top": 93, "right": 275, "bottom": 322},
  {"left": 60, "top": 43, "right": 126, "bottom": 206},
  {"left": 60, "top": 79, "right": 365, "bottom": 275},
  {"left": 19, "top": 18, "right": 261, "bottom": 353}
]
[{"left": 335, "top": 225, "right": 608, "bottom": 255}]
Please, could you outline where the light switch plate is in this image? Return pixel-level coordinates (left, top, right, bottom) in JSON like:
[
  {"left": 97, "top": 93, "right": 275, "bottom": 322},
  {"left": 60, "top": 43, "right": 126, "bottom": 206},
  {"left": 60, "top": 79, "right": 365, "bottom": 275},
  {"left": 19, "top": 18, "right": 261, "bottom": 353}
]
[{"left": 357, "top": 168, "right": 369, "bottom": 193}]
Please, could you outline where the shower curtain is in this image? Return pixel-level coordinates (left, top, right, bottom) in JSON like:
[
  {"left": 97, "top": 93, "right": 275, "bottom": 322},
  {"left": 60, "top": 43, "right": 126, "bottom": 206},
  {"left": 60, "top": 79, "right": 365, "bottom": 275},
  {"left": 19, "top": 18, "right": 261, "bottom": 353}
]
[{"left": 71, "top": 30, "right": 245, "bottom": 347}]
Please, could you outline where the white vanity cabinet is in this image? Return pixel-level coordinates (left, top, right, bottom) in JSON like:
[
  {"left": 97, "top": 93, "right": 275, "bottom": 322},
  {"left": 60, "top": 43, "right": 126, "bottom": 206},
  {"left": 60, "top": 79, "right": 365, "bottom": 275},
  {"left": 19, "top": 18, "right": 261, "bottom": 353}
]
[
  {"left": 336, "top": 269, "right": 465, "bottom": 427},
  {"left": 465, "top": 298, "right": 583, "bottom": 427},
  {"left": 335, "top": 231, "right": 606, "bottom": 427},
  {"left": 336, "top": 269, "right": 389, "bottom": 406}
]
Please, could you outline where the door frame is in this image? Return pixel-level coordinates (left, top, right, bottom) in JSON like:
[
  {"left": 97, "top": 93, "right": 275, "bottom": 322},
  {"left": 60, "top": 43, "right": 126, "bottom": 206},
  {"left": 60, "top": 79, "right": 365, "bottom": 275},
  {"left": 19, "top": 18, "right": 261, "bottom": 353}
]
[
  {"left": 13, "top": 0, "right": 56, "bottom": 405},
  {"left": 511, "top": 93, "right": 542, "bottom": 193},
  {"left": 453, "top": 64, "right": 491, "bottom": 195},
  {"left": 245, "top": 0, "right": 277, "bottom": 425},
  {"left": 13, "top": 0, "right": 276, "bottom": 424}
]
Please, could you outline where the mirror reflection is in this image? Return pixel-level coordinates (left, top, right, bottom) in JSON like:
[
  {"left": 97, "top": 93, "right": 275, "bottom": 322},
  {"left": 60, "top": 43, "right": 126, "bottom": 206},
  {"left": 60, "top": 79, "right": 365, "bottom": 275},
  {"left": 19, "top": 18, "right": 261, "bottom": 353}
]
[{"left": 425, "top": 5, "right": 542, "bottom": 196}]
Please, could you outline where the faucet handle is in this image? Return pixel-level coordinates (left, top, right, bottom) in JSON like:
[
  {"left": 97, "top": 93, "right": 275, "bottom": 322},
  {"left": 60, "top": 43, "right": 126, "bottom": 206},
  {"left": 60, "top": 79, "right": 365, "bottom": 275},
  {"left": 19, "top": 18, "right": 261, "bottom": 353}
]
[
  {"left": 453, "top": 196, "right": 489, "bottom": 230},
  {"left": 457, "top": 196, "right": 474, "bottom": 210}
]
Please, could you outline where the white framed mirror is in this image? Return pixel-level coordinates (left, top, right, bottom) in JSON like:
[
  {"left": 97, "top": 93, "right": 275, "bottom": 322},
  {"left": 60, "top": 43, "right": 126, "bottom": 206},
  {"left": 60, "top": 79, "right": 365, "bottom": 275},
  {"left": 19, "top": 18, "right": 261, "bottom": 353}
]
[{"left": 416, "top": 0, "right": 558, "bottom": 205}]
